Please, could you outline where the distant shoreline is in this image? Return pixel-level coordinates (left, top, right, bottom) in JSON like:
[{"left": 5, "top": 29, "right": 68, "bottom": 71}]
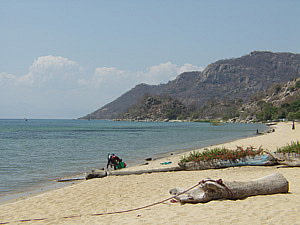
[{"left": 0, "top": 122, "right": 269, "bottom": 204}]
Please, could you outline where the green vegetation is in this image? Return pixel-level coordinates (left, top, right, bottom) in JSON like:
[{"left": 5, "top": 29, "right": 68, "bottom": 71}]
[
  {"left": 165, "top": 108, "right": 182, "bottom": 120},
  {"left": 256, "top": 96, "right": 300, "bottom": 121},
  {"left": 277, "top": 141, "right": 300, "bottom": 154},
  {"left": 188, "top": 98, "right": 243, "bottom": 121},
  {"left": 222, "top": 106, "right": 240, "bottom": 120},
  {"left": 256, "top": 102, "right": 278, "bottom": 121},
  {"left": 180, "top": 146, "right": 263, "bottom": 163}
]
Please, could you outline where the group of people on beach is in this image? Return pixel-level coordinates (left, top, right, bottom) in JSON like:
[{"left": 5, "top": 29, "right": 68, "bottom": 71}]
[{"left": 106, "top": 153, "right": 127, "bottom": 170}]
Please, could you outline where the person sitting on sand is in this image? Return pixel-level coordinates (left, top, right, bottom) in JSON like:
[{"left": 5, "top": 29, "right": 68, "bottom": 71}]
[{"left": 107, "top": 153, "right": 123, "bottom": 170}]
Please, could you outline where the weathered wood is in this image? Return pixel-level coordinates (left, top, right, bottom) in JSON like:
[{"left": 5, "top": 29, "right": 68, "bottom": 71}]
[
  {"left": 85, "top": 170, "right": 107, "bottom": 180},
  {"left": 109, "top": 167, "right": 183, "bottom": 176},
  {"left": 85, "top": 167, "right": 183, "bottom": 179},
  {"left": 169, "top": 173, "right": 289, "bottom": 203},
  {"left": 271, "top": 152, "right": 300, "bottom": 167},
  {"left": 57, "top": 178, "right": 85, "bottom": 182}
]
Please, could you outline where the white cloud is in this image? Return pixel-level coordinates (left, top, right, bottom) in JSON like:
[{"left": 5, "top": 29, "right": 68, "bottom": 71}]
[
  {"left": 15, "top": 55, "right": 79, "bottom": 87},
  {"left": 139, "top": 62, "right": 178, "bottom": 84},
  {"left": 177, "top": 63, "right": 204, "bottom": 74},
  {"left": 78, "top": 61, "right": 204, "bottom": 89},
  {"left": 0, "top": 72, "right": 16, "bottom": 85},
  {"left": 78, "top": 67, "right": 126, "bottom": 88},
  {"left": 137, "top": 62, "right": 203, "bottom": 84},
  {"left": 0, "top": 57, "right": 203, "bottom": 118}
]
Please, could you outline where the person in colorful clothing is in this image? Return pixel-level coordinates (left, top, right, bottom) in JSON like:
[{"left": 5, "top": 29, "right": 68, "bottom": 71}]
[{"left": 107, "top": 153, "right": 123, "bottom": 170}]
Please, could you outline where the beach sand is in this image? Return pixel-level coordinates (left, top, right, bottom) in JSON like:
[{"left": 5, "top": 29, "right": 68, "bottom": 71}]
[{"left": 1, "top": 122, "right": 299, "bottom": 225}]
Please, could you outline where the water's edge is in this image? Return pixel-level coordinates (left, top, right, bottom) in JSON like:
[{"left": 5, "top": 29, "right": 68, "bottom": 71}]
[{"left": 0, "top": 125, "right": 266, "bottom": 204}]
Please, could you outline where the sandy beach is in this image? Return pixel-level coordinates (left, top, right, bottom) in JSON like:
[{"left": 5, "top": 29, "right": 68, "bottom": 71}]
[{"left": 1, "top": 122, "right": 299, "bottom": 225}]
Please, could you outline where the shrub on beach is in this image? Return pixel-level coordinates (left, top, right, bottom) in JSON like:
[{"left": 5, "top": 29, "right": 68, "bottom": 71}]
[
  {"left": 180, "top": 146, "right": 264, "bottom": 163},
  {"left": 277, "top": 141, "right": 300, "bottom": 154}
]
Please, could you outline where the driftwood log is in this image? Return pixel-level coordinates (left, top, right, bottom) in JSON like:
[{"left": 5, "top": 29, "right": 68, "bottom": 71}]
[
  {"left": 169, "top": 173, "right": 289, "bottom": 203},
  {"left": 271, "top": 153, "right": 300, "bottom": 167},
  {"left": 85, "top": 170, "right": 107, "bottom": 179},
  {"left": 85, "top": 167, "right": 183, "bottom": 179},
  {"left": 109, "top": 167, "right": 182, "bottom": 175}
]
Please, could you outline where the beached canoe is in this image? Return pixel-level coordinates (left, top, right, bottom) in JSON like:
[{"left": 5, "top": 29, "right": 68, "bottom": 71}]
[{"left": 178, "top": 154, "right": 276, "bottom": 170}]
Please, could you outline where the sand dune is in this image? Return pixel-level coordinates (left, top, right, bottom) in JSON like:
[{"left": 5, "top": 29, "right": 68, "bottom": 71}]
[{"left": 1, "top": 122, "right": 299, "bottom": 225}]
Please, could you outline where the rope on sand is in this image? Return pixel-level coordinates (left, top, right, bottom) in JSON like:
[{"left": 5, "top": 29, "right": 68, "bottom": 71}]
[{"left": 0, "top": 179, "right": 232, "bottom": 224}]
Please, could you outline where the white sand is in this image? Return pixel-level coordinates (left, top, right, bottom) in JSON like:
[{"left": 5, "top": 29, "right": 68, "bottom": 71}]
[{"left": 1, "top": 122, "right": 299, "bottom": 225}]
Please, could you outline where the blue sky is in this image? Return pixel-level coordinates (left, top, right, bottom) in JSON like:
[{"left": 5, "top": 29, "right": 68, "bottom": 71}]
[{"left": 1, "top": 0, "right": 300, "bottom": 119}]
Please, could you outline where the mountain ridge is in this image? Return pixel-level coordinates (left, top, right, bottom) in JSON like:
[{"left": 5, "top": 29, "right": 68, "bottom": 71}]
[{"left": 80, "top": 51, "right": 300, "bottom": 120}]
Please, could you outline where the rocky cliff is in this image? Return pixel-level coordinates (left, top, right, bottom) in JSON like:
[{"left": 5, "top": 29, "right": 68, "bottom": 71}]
[
  {"left": 236, "top": 78, "right": 300, "bottom": 122},
  {"left": 118, "top": 95, "right": 188, "bottom": 121},
  {"left": 81, "top": 51, "right": 300, "bottom": 120}
]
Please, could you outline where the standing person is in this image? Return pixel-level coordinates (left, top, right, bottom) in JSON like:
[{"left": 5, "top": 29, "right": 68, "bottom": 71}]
[
  {"left": 107, "top": 153, "right": 114, "bottom": 170},
  {"left": 292, "top": 121, "right": 295, "bottom": 130}
]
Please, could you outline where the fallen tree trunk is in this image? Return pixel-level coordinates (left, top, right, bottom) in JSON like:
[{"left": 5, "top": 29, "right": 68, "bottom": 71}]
[
  {"left": 85, "top": 167, "right": 183, "bottom": 179},
  {"left": 271, "top": 152, "right": 300, "bottom": 167},
  {"left": 57, "top": 178, "right": 85, "bottom": 182},
  {"left": 109, "top": 166, "right": 183, "bottom": 176},
  {"left": 169, "top": 173, "right": 289, "bottom": 203},
  {"left": 85, "top": 170, "right": 107, "bottom": 180}
]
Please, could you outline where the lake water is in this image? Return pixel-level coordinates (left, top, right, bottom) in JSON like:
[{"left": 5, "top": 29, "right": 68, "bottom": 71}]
[{"left": 0, "top": 119, "right": 267, "bottom": 199}]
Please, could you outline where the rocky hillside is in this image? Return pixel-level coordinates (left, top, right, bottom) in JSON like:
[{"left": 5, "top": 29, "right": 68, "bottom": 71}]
[
  {"left": 118, "top": 78, "right": 300, "bottom": 122},
  {"left": 81, "top": 51, "right": 300, "bottom": 120},
  {"left": 118, "top": 95, "right": 188, "bottom": 121},
  {"left": 236, "top": 78, "right": 300, "bottom": 122}
]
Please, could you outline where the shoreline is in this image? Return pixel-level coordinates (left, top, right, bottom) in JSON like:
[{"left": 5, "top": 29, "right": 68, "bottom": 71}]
[
  {"left": 0, "top": 122, "right": 269, "bottom": 204},
  {"left": 1, "top": 122, "right": 299, "bottom": 224},
  {"left": 119, "top": 122, "right": 278, "bottom": 172}
]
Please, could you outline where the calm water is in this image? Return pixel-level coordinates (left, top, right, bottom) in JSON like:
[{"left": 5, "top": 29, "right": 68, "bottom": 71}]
[{"left": 0, "top": 119, "right": 267, "bottom": 198}]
